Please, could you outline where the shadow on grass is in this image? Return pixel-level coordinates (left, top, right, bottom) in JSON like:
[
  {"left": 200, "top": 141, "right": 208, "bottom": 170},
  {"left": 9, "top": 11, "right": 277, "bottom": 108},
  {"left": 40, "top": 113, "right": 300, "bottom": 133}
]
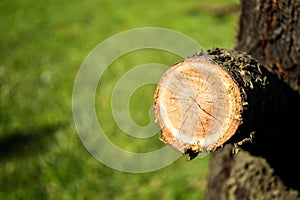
[{"left": 0, "top": 125, "right": 63, "bottom": 162}]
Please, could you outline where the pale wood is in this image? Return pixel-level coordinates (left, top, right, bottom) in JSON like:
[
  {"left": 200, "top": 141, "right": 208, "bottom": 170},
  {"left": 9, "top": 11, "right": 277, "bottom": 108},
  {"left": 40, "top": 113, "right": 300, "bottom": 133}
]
[{"left": 154, "top": 58, "right": 242, "bottom": 155}]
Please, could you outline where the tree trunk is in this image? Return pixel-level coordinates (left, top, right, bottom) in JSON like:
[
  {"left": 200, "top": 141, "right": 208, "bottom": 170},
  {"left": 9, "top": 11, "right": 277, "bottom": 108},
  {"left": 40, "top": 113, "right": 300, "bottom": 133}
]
[{"left": 206, "top": 0, "right": 300, "bottom": 199}]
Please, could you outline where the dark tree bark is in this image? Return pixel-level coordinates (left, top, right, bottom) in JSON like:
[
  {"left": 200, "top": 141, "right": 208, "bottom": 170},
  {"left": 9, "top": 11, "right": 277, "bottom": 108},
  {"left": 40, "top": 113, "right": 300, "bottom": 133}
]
[{"left": 207, "top": 0, "right": 300, "bottom": 199}]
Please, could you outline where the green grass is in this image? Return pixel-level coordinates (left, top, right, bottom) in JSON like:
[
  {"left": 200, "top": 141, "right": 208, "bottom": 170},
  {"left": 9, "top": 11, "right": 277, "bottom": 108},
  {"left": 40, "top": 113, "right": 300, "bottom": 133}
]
[{"left": 0, "top": 0, "right": 239, "bottom": 199}]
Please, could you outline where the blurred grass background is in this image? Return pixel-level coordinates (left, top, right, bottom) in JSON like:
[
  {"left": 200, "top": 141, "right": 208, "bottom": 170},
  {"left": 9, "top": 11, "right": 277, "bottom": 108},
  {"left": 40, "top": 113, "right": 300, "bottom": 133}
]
[{"left": 0, "top": 0, "right": 239, "bottom": 199}]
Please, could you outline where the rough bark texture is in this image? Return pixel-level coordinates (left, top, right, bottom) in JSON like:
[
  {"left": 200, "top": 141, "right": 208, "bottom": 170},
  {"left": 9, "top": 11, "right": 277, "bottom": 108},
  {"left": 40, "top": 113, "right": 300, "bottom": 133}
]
[
  {"left": 235, "top": 0, "right": 300, "bottom": 91},
  {"left": 208, "top": 145, "right": 299, "bottom": 200},
  {"left": 206, "top": 0, "right": 300, "bottom": 199}
]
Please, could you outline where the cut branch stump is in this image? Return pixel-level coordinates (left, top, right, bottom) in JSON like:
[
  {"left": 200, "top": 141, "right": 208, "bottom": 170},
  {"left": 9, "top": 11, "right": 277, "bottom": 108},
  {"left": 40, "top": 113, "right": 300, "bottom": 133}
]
[
  {"left": 154, "top": 48, "right": 300, "bottom": 198},
  {"left": 154, "top": 48, "right": 272, "bottom": 159}
]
